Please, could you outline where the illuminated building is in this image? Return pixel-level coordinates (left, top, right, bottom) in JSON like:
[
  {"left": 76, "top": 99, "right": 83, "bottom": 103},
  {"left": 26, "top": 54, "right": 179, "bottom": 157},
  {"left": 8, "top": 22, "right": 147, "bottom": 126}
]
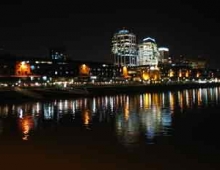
[
  {"left": 112, "top": 29, "right": 137, "bottom": 66},
  {"left": 82, "top": 63, "right": 122, "bottom": 82},
  {"left": 15, "top": 61, "right": 31, "bottom": 76},
  {"left": 79, "top": 64, "right": 90, "bottom": 76},
  {"left": 49, "top": 47, "right": 67, "bottom": 61},
  {"left": 138, "top": 37, "right": 160, "bottom": 67},
  {"left": 158, "top": 47, "right": 170, "bottom": 63}
]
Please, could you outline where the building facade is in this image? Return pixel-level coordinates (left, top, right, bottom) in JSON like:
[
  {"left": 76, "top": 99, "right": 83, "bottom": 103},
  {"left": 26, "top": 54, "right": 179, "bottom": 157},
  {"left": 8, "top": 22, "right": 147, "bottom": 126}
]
[
  {"left": 158, "top": 47, "right": 170, "bottom": 63},
  {"left": 138, "top": 37, "right": 160, "bottom": 67},
  {"left": 111, "top": 29, "right": 137, "bottom": 66}
]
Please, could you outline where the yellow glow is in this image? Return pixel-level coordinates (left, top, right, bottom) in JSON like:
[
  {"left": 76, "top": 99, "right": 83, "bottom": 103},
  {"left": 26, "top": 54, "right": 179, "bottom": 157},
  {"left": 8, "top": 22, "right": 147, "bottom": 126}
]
[
  {"left": 142, "top": 72, "right": 150, "bottom": 80},
  {"left": 122, "top": 66, "right": 128, "bottom": 77},
  {"left": 124, "top": 99, "right": 129, "bottom": 120},
  {"left": 144, "top": 93, "right": 151, "bottom": 108},
  {"left": 149, "top": 70, "right": 160, "bottom": 81},
  {"left": 169, "top": 92, "right": 175, "bottom": 114},
  {"left": 178, "top": 70, "right": 182, "bottom": 78},
  {"left": 178, "top": 91, "right": 183, "bottom": 110},
  {"left": 169, "top": 69, "right": 174, "bottom": 77},
  {"left": 84, "top": 110, "right": 90, "bottom": 125},
  {"left": 185, "top": 70, "right": 189, "bottom": 77},
  {"left": 152, "top": 93, "right": 160, "bottom": 106}
]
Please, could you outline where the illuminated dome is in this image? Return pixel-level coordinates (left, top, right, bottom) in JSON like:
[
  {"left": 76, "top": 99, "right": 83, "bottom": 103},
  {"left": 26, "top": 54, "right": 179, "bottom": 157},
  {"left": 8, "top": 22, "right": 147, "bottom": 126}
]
[
  {"left": 143, "top": 37, "right": 156, "bottom": 43},
  {"left": 158, "top": 47, "right": 169, "bottom": 52},
  {"left": 118, "top": 29, "right": 129, "bottom": 34}
]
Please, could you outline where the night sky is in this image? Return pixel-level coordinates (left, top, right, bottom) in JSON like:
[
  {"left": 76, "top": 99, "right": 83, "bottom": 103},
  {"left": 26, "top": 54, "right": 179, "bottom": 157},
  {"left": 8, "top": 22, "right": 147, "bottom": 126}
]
[{"left": 0, "top": 1, "right": 220, "bottom": 68}]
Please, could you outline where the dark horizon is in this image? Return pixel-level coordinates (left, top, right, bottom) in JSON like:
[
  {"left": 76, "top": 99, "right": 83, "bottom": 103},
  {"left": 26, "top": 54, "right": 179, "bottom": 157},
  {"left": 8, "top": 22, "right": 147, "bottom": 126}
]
[{"left": 0, "top": 1, "right": 220, "bottom": 68}]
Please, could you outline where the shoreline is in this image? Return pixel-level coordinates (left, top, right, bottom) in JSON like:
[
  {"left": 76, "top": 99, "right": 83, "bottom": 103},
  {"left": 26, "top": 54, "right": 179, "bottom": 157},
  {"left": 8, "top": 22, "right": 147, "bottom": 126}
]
[
  {"left": 0, "top": 82, "right": 220, "bottom": 103},
  {"left": 85, "top": 82, "right": 220, "bottom": 95}
]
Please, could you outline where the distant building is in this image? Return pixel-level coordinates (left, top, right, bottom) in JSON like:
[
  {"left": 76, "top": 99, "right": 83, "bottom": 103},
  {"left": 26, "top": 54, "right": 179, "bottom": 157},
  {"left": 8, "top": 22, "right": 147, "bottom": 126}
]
[
  {"left": 138, "top": 37, "right": 160, "bottom": 66},
  {"left": 111, "top": 29, "right": 138, "bottom": 66},
  {"left": 158, "top": 47, "right": 169, "bottom": 63},
  {"left": 188, "top": 58, "right": 207, "bottom": 69},
  {"left": 49, "top": 47, "right": 67, "bottom": 61}
]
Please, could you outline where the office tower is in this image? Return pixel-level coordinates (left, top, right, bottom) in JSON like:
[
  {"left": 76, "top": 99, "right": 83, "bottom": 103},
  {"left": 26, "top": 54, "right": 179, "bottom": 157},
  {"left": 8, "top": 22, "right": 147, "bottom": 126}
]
[
  {"left": 138, "top": 37, "right": 160, "bottom": 66},
  {"left": 112, "top": 29, "right": 137, "bottom": 66},
  {"left": 158, "top": 47, "right": 169, "bottom": 63}
]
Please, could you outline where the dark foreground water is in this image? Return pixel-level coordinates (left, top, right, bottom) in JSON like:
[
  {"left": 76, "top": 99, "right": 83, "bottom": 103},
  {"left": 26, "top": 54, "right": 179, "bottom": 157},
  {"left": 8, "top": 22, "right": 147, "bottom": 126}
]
[{"left": 1, "top": 87, "right": 220, "bottom": 169}]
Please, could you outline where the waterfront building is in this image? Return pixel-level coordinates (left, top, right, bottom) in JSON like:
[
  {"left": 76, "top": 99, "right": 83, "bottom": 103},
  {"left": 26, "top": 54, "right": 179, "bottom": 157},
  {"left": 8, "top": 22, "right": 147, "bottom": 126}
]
[
  {"left": 138, "top": 37, "right": 160, "bottom": 67},
  {"left": 15, "top": 61, "right": 31, "bottom": 76},
  {"left": 0, "top": 53, "right": 124, "bottom": 85},
  {"left": 88, "top": 63, "right": 122, "bottom": 82},
  {"left": 111, "top": 29, "right": 138, "bottom": 66}
]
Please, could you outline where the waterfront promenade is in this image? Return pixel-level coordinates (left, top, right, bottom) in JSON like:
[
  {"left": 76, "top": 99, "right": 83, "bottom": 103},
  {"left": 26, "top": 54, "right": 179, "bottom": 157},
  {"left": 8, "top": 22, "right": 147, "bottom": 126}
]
[{"left": 1, "top": 81, "right": 220, "bottom": 102}]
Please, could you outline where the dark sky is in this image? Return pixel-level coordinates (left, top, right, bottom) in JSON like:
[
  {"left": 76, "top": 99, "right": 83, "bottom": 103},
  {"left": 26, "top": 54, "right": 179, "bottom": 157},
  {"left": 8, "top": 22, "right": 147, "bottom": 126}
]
[{"left": 0, "top": 0, "right": 220, "bottom": 68}]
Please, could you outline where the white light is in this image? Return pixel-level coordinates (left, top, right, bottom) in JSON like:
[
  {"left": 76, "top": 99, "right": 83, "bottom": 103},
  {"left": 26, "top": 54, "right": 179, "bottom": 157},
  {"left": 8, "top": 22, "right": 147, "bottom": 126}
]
[
  {"left": 143, "top": 37, "right": 155, "bottom": 42},
  {"left": 158, "top": 47, "right": 169, "bottom": 51},
  {"left": 90, "top": 76, "right": 97, "bottom": 79},
  {"left": 19, "top": 109, "right": 23, "bottom": 119},
  {"left": 42, "top": 76, "right": 47, "bottom": 80}
]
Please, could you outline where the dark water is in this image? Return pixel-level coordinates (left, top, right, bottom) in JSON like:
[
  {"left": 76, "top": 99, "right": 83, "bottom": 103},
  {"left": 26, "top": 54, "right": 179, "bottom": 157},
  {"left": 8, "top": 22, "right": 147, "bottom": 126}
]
[{"left": 1, "top": 87, "right": 220, "bottom": 169}]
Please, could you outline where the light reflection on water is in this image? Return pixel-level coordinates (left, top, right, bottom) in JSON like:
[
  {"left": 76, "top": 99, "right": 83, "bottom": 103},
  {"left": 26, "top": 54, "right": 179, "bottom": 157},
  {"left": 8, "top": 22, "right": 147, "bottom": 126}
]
[{"left": 0, "top": 87, "right": 219, "bottom": 145}]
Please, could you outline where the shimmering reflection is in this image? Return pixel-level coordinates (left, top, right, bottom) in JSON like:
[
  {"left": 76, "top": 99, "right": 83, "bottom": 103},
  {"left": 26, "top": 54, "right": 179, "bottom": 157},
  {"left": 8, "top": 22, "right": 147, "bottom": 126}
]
[
  {"left": 0, "top": 87, "right": 219, "bottom": 145},
  {"left": 19, "top": 115, "right": 35, "bottom": 141},
  {"left": 83, "top": 109, "right": 91, "bottom": 129}
]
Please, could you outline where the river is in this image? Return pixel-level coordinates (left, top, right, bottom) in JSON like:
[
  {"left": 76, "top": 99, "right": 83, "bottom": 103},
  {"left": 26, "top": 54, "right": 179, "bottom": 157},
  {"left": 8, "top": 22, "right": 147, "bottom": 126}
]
[{"left": 0, "top": 87, "right": 220, "bottom": 169}]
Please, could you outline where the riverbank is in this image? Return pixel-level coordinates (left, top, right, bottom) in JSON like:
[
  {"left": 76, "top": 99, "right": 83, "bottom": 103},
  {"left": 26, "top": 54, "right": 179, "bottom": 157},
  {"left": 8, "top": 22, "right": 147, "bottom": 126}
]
[
  {"left": 85, "top": 82, "right": 220, "bottom": 95},
  {"left": 0, "top": 82, "right": 220, "bottom": 103}
]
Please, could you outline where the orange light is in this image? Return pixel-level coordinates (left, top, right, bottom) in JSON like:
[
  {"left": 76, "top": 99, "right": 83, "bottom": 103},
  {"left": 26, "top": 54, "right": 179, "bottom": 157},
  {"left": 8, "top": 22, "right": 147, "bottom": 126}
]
[
  {"left": 84, "top": 110, "right": 90, "bottom": 126},
  {"left": 19, "top": 115, "right": 34, "bottom": 141},
  {"left": 79, "top": 64, "right": 90, "bottom": 75},
  {"left": 15, "top": 61, "right": 31, "bottom": 75},
  {"left": 124, "top": 100, "right": 129, "bottom": 120}
]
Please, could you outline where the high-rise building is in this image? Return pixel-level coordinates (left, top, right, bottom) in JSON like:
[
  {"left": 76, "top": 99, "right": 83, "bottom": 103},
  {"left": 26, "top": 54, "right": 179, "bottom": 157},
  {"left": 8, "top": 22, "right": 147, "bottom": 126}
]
[
  {"left": 138, "top": 37, "right": 160, "bottom": 66},
  {"left": 111, "top": 29, "right": 137, "bottom": 66},
  {"left": 49, "top": 47, "right": 67, "bottom": 61},
  {"left": 158, "top": 47, "right": 169, "bottom": 63}
]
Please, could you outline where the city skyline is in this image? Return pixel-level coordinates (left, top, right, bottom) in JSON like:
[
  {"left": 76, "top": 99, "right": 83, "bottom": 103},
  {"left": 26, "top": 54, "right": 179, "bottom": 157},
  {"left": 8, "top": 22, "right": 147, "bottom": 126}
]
[{"left": 0, "top": 1, "right": 220, "bottom": 68}]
